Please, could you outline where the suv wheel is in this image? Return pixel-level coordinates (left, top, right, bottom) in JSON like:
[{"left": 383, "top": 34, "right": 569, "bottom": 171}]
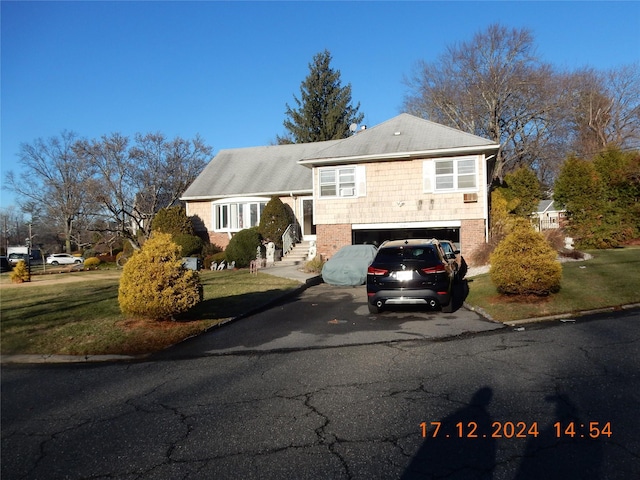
[{"left": 368, "top": 303, "right": 381, "bottom": 314}]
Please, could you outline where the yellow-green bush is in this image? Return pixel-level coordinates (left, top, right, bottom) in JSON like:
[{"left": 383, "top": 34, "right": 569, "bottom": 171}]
[
  {"left": 490, "top": 223, "right": 562, "bottom": 296},
  {"left": 118, "top": 232, "right": 202, "bottom": 320},
  {"left": 84, "top": 257, "right": 101, "bottom": 268},
  {"left": 10, "top": 260, "right": 30, "bottom": 283}
]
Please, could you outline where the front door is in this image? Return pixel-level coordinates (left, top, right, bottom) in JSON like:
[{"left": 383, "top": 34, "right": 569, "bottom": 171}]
[{"left": 301, "top": 197, "right": 316, "bottom": 241}]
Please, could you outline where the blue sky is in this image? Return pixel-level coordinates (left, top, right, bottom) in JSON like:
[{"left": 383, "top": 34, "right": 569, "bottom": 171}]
[{"left": 2, "top": 1, "right": 639, "bottom": 208}]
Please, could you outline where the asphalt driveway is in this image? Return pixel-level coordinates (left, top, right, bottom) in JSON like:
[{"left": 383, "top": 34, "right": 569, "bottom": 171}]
[{"left": 156, "top": 282, "right": 504, "bottom": 359}]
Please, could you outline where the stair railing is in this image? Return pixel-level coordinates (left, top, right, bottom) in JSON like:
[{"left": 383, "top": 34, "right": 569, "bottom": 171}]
[{"left": 282, "top": 223, "right": 301, "bottom": 257}]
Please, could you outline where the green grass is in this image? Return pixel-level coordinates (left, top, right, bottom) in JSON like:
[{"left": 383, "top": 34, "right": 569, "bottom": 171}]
[
  {"left": 465, "top": 246, "right": 640, "bottom": 322},
  {"left": 2, "top": 248, "right": 639, "bottom": 356},
  {"left": 0, "top": 269, "right": 299, "bottom": 356}
]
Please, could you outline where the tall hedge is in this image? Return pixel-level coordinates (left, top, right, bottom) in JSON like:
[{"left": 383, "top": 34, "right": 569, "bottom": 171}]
[
  {"left": 118, "top": 232, "right": 202, "bottom": 320},
  {"left": 490, "top": 222, "right": 562, "bottom": 296}
]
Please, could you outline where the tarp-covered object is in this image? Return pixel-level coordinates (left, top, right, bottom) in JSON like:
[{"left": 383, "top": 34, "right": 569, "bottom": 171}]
[{"left": 322, "top": 245, "right": 378, "bottom": 286}]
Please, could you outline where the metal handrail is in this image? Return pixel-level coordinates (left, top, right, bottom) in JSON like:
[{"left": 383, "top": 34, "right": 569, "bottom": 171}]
[{"left": 282, "top": 223, "right": 300, "bottom": 256}]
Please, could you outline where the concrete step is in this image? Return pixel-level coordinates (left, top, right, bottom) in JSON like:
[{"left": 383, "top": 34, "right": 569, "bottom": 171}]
[{"left": 281, "top": 242, "right": 311, "bottom": 265}]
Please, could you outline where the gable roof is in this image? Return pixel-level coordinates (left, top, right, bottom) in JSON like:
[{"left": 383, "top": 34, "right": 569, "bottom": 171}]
[
  {"left": 181, "top": 113, "right": 500, "bottom": 200},
  {"left": 298, "top": 113, "right": 500, "bottom": 166},
  {"left": 537, "top": 199, "right": 564, "bottom": 214},
  {"left": 181, "top": 140, "right": 340, "bottom": 200}
]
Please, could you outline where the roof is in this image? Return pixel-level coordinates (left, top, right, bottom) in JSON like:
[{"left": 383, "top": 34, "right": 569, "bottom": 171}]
[
  {"left": 181, "top": 140, "right": 340, "bottom": 200},
  {"left": 182, "top": 113, "right": 500, "bottom": 200},
  {"left": 299, "top": 113, "right": 500, "bottom": 166},
  {"left": 537, "top": 200, "right": 564, "bottom": 213}
]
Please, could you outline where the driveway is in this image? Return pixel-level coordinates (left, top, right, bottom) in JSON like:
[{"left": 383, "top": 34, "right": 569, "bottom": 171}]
[{"left": 157, "top": 282, "right": 504, "bottom": 359}]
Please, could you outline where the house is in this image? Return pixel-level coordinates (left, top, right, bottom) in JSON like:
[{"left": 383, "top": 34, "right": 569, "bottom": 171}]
[
  {"left": 534, "top": 200, "right": 566, "bottom": 231},
  {"left": 182, "top": 114, "right": 500, "bottom": 264}
]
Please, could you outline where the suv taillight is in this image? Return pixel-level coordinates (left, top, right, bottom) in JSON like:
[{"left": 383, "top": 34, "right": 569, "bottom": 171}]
[
  {"left": 367, "top": 266, "right": 388, "bottom": 276},
  {"left": 421, "top": 264, "right": 446, "bottom": 274}
]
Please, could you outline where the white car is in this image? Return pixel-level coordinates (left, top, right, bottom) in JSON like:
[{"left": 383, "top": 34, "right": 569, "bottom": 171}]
[{"left": 46, "top": 254, "right": 84, "bottom": 266}]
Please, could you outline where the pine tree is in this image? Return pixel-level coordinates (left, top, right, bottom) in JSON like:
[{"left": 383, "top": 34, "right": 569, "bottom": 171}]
[{"left": 282, "top": 50, "right": 364, "bottom": 143}]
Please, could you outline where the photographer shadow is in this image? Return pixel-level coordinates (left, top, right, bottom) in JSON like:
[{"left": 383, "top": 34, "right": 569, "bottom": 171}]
[{"left": 402, "top": 387, "right": 496, "bottom": 479}]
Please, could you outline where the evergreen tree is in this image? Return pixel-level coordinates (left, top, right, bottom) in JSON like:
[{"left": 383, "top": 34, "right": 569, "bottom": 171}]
[
  {"left": 258, "top": 196, "right": 292, "bottom": 249},
  {"left": 501, "top": 167, "right": 542, "bottom": 218},
  {"left": 282, "top": 50, "right": 364, "bottom": 143}
]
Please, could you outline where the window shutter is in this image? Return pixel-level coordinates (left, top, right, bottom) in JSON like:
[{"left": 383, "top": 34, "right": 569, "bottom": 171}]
[
  {"left": 356, "top": 165, "right": 366, "bottom": 197},
  {"left": 423, "top": 160, "right": 434, "bottom": 192}
]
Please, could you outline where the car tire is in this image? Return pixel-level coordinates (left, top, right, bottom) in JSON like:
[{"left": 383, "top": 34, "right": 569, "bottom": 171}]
[
  {"left": 51, "top": 261, "right": 59, "bottom": 266},
  {"left": 368, "top": 303, "right": 381, "bottom": 314},
  {"left": 74, "top": 260, "right": 82, "bottom": 264}
]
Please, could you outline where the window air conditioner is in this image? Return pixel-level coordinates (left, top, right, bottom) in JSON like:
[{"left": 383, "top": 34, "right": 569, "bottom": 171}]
[{"left": 339, "top": 187, "right": 355, "bottom": 197}]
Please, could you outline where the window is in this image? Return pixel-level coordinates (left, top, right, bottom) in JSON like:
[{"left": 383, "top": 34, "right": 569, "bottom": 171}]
[
  {"left": 425, "top": 156, "right": 478, "bottom": 192},
  {"left": 213, "top": 199, "right": 268, "bottom": 232},
  {"left": 319, "top": 166, "right": 361, "bottom": 198}
]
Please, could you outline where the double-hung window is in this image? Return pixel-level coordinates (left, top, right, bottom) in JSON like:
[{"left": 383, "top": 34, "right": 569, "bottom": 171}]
[
  {"left": 425, "top": 156, "right": 478, "bottom": 192},
  {"left": 319, "top": 166, "right": 359, "bottom": 198}
]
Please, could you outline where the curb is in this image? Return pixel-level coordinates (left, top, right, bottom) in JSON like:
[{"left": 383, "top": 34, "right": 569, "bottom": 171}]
[{"left": 504, "top": 303, "right": 640, "bottom": 326}]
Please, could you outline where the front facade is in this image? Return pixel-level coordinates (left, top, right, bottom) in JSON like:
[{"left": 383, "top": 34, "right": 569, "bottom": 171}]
[{"left": 182, "top": 114, "right": 500, "bottom": 265}]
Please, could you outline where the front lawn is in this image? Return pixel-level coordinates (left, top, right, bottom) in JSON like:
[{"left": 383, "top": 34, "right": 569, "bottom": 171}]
[
  {"left": 465, "top": 246, "right": 640, "bottom": 322},
  {"left": 0, "top": 269, "right": 299, "bottom": 356}
]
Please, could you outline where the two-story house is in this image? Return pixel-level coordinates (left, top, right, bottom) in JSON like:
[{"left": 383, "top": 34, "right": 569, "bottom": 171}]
[{"left": 182, "top": 114, "right": 500, "bottom": 264}]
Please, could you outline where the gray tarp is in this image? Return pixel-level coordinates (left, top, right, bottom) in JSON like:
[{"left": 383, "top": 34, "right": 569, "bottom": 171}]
[{"left": 321, "top": 245, "right": 378, "bottom": 286}]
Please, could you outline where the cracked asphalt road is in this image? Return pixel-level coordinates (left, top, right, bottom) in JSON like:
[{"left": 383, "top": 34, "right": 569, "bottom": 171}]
[{"left": 2, "top": 297, "right": 639, "bottom": 478}]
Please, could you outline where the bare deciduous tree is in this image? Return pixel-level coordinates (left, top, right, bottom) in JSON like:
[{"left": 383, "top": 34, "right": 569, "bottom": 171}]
[
  {"left": 404, "top": 24, "right": 564, "bottom": 182},
  {"left": 75, "top": 133, "right": 211, "bottom": 248},
  {"left": 5, "top": 131, "right": 95, "bottom": 253},
  {"left": 567, "top": 64, "right": 640, "bottom": 158}
]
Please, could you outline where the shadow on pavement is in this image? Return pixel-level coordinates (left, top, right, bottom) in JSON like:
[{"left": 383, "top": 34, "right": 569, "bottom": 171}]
[{"left": 402, "top": 387, "right": 496, "bottom": 479}]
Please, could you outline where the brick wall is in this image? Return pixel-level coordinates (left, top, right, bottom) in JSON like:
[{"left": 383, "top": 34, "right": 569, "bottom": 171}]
[
  {"left": 460, "top": 219, "right": 487, "bottom": 265},
  {"left": 316, "top": 224, "right": 352, "bottom": 259}
]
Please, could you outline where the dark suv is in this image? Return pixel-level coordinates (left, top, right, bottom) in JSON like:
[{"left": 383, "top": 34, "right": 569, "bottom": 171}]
[{"left": 366, "top": 239, "right": 456, "bottom": 314}]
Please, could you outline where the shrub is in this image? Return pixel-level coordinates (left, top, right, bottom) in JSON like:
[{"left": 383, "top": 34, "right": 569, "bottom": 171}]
[
  {"left": 490, "top": 222, "right": 562, "bottom": 296},
  {"left": 303, "top": 255, "right": 325, "bottom": 273},
  {"left": 151, "top": 206, "right": 194, "bottom": 236},
  {"left": 116, "top": 251, "right": 128, "bottom": 267},
  {"left": 84, "top": 257, "right": 101, "bottom": 268},
  {"left": 10, "top": 260, "right": 30, "bottom": 283},
  {"left": 225, "top": 227, "right": 262, "bottom": 268},
  {"left": 173, "top": 233, "right": 204, "bottom": 257},
  {"left": 118, "top": 232, "right": 202, "bottom": 320},
  {"left": 258, "top": 196, "right": 292, "bottom": 249}
]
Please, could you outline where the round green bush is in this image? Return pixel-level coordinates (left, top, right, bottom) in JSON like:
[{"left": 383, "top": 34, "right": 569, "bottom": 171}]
[
  {"left": 173, "top": 233, "right": 204, "bottom": 257},
  {"left": 225, "top": 227, "right": 262, "bottom": 268},
  {"left": 490, "top": 223, "right": 562, "bottom": 296},
  {"left": 118, "top": 232, "right": 202, "bottom": 320},
  {"left": 84, "top": 257, "right": 101, "bottom": 268}
]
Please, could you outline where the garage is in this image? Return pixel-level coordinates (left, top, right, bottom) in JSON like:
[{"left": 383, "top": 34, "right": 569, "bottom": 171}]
[{"left": 352, "top": 222, "right": 461, "bottom": 247}]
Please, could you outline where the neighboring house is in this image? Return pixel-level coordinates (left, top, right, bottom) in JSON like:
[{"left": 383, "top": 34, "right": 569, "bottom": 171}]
[
  {"left": 182, "top": 114, "right": 500, "bottom": 264},
  {"left": 534, "top": 200, "right": 566, "bottom": 231}
]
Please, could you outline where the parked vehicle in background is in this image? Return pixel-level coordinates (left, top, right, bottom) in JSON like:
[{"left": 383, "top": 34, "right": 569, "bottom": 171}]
[
  {"left": 366, "top": 239, "right": 456, "bottom": 314},
  {"left": 0, "top": 256, "right": 11, "bottom": 273},
  {"left": 46, "top": 254, "right": 84, "bottom": 266},
  {"left": 6, "top": 248, "right": 43, "bottom": 266},
  {"left": 322, "top": 244, "right": 378, "bottom": 286},
  {"left": 439, "top": 239, "right": 467, "bottom": 280}
]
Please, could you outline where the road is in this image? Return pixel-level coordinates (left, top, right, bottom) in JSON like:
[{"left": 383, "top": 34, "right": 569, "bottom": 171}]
[{"left": 2, "top": 285, "right": 639, "bottom": 479}]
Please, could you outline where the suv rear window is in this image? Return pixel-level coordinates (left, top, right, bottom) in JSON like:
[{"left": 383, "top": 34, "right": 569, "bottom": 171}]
[{"left": 376, "top": 246, "right": 439, "bottom": 263}]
